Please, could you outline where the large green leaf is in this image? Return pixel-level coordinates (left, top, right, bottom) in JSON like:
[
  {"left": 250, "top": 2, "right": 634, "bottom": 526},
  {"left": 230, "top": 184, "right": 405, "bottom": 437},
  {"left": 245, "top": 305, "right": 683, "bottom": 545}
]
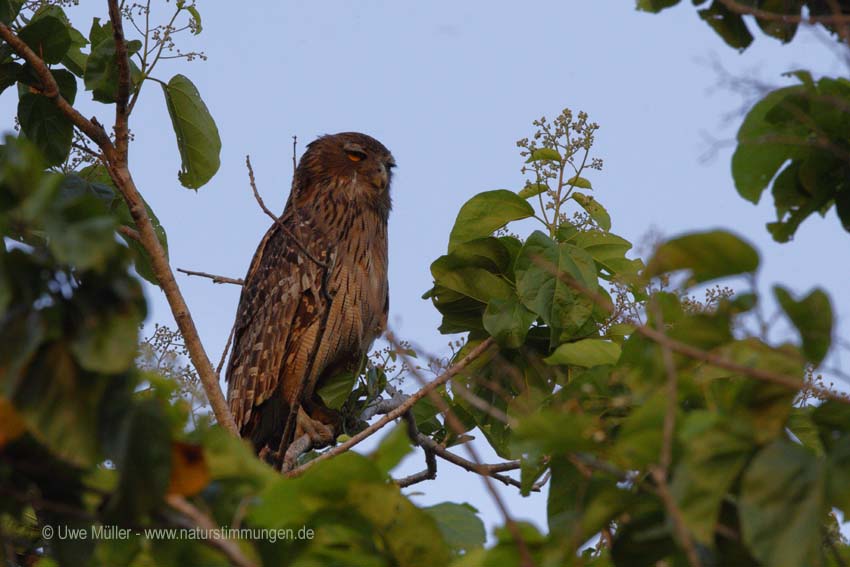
[
  {"left": 644, "top": 230, "right": 759, "bottom": 284},
  {"left": 482, "top": 296, "right": 537, "bottom": 348},
  {"left": 773, "top": 285, "right": 832, "bottom": 365},
  {"left": 422, "top": 503, "right": 485, "bottom": 553},
  {"left": 0, "top": 0, "right": 23, "bottom": 24},
  {"left": 697, "top": 1, "right": 753, "bottom": 50},
  {"left": 514, "top": 230, "right": 597, "bottom": 340},
  {"left": 162, "top": 74, "right": 222, "bottom": 189},
  {"left": 447, "top": 190, "right": 534, "bottom": 251},
  {"left": 18, "top": 15, "right": 71, "bottom": 64},
  {"left": 17, "top": 70, "right": 77, "bottom": 167},
  {"left": 739, "top": 440, "right": 825, "bottom": 567},
  {"left": 544, "top": 338, "right": 621, "bottom": 367},
  {"left": 671, "top": 412, "right": 754, "bottom": 544},
  {"left": 105, "top": 398, "right": 172, "bottom": 521},
  {"left": 548, "top": 456, "right": 633, "bottom": 550},
  {"left": 369, "top": 424, "right": 412, "bottom": 475},
  {"left": 83, "top": 19, "right": 142, "bottom": 104}
]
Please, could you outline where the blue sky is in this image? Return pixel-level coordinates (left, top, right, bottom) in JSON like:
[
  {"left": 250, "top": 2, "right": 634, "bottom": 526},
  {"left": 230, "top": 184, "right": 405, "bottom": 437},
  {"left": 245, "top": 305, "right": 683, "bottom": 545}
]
[{"left": 3, "top": 0, "right": 847, "bottom": 541}]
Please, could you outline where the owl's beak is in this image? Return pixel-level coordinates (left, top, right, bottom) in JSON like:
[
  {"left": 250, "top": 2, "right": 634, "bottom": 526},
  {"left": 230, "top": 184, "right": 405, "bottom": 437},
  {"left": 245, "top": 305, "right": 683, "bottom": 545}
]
[{"left": 372, "top": 162, "right": 389, "bottom": 190}]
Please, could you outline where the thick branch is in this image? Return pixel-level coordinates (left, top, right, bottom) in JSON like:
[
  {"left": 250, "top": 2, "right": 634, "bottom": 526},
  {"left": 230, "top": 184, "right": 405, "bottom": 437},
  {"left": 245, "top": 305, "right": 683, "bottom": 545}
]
[
  {"left": 109, "top": 166, "right": 238, "bottom": 434},
  {"left": 166, "top": 495, "right": 256, "bottom": 567},
  {"left": 285, "top": 337, "right": 495, "bottom": 478}
]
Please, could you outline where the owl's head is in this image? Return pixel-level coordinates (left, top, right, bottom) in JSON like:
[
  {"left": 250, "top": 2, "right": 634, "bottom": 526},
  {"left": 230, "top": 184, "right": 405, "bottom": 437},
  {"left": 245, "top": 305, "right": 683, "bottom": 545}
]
[{"left": 294, "top": 132, "right": 396, "bottom": 210}]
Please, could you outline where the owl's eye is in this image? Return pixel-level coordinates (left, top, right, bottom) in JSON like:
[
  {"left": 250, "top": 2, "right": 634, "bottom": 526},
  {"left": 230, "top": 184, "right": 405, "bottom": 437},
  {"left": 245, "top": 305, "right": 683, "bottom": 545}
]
[{"left": 345, "top": 149, "right": 368, "bottom": 162}]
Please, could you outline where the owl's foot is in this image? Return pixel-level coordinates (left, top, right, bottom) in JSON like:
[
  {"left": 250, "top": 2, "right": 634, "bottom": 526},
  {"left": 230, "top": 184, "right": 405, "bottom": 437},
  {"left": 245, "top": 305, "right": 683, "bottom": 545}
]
[{"left": 280, "top": 408, "right": 336, "bottom": 472}]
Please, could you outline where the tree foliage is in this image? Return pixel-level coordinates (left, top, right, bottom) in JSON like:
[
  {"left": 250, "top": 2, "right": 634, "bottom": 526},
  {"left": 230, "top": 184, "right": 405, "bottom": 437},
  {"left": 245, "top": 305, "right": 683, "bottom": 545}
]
[{"left": 1, "top": 1, "right": 849, "bottom": 567}]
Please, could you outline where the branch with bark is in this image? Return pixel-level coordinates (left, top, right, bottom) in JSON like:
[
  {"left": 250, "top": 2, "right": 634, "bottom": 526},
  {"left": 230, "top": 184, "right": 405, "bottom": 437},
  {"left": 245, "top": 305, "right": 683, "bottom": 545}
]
[{"left": 0, "top": 6, "right": 238, "bottom": 435}]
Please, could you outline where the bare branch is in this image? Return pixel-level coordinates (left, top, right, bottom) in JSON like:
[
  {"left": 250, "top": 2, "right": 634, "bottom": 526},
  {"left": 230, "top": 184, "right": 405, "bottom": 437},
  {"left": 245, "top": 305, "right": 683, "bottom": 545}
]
[
  {"left": 177, "top": 268, "right": 244, "bottom": 286},
  {"left": 166, "top": 495, "right": 256, "bottom": 567}
]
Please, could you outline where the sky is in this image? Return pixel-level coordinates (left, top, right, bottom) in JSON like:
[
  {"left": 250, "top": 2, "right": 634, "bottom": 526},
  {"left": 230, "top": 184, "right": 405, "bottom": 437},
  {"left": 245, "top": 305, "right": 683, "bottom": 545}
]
[{"left": 2, "top": 0, "right": 848, "bottom": 541}]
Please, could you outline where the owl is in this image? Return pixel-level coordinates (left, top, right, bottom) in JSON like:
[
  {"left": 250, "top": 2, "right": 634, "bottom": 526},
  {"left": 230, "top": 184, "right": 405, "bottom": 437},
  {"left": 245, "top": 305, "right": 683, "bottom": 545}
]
[{"left": 225, "top": 132, "right": 395, "bottom": 467}]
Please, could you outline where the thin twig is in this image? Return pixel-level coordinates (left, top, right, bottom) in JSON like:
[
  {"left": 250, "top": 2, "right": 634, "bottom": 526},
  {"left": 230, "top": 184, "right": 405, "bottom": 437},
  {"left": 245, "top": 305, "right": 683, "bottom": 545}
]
[
  {"left": 393, "top": 340, "right": 535, "bottom": 567},
  {"left": 650, "top": 468, "right": 703, "bottom": 567},
  {"left": 118, "top": 225, "right": 141, "bottom": 242},
  {"left": 285, "top": 337, "right": 495, "bottom": 478},
  {"left": 177, "top": 268, "right": 244, "bottom": 286},
  {"left": 291, "top": 135, "right": 297, "bottom": 172},
  {"left": 165, "top": 495, "right": 256, "bottom": 567},
  {"left": 653, "top": 301, "right": 677, "bottom": 473},
  {"left": 245, "top": 156, "right": 328, "bottom": 269},
  {"left": 217, "top": 322, "right": 236, "bottom": 377}
]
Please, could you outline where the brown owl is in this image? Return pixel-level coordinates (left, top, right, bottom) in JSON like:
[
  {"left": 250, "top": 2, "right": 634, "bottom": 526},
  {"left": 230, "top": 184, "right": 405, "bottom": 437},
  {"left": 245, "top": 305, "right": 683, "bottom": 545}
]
[{"left": 225, "top": 132, "right": 395, "bottom": 468}]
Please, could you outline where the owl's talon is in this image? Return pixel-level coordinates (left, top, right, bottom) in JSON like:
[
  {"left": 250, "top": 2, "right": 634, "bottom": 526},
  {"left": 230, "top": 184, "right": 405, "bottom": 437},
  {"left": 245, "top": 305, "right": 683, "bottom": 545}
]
[{"left": 280, "top": 408, "right": 337, "bottom": 472}]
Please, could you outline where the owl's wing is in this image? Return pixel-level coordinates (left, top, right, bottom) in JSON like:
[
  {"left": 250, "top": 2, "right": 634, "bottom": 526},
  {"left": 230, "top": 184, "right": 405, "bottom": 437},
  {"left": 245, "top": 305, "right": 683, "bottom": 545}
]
[{"left": 225, "top": 222, "right": 326, "bottom": 436}]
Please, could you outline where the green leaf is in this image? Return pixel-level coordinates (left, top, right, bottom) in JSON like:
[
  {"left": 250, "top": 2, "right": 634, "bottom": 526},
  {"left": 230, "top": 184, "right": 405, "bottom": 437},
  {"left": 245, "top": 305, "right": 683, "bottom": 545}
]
[
  {"left": 566, "top": 175, "right": 592, "bottom": 189},
  {"left": 548, "top": 456, "right": 632, "bottom": 550},
  {"left": 83, "top": 32, "right": 142, "bottom": 104},
  {"left": 0, "top": 0, "right": 23, "bottom": 24},
  {"left": 422, "top": 503, "right": 485, "bottom": 553},
  {"left": 17, "top": 70, "right": 77, "bottom": 166},
  {"left": 636, "top": 0, "right": 681, "bottom": 12},
  {"left": 186, "top": 5, "right": 202, "bottom": 34},
  {"left": 18, "top": 15, "right": 71, "bottom": 64},
  {"left": 106, "top": 399, "right": 173, "bottom": 521},
  {"left": 316, "top": 370, "right": 357, "bottom": 410},
  {"left": 430, "top": 256, "right": 514, "bottom": 304},
  {"left": 525, "top": 147, "right": 561, "bottom": 162},
  {"left": 572, "top": 192, "right": 611, "bottom": 230},
  {"left": 645, "top": 230, "right": 759, "bottom": 284},
  {"left": 161, "top": 74, "right": 222, "bottom": 189},
  {"left": 671, "top": 412, "right": 754, "bottom": 544},
  {"left": 482, "top": 296, "right": 537, "bottom": 349},
  {"left": 739, "top": 440, "right": 825, "bottom": 567},
  {"left": 698, "top": 0, "right": 753, "bottom": 50},
  {"left": 69, "top": 302, "right": 141, "bottom": 374},
  {"left": 447, "top": 190, "right": 534, "bottom": 251},
  {"left": 517, "top": 182, "right": 547, "bottom": 199},
  {"left": 0, "top": 61, "right": 21, "bottom": 94},
  {"left": 369, "top": 423, "right": 412, "bottom": 475},
  {"left": 544, "top": 338, "right": 621, "bottom": 367},
  {"left": 773, "top": 285, "right": 832, "bottom": 365},
  {"left": 732, "top": 86, "right": 806, "bottom": 204},
  {"left": 514, "top": 231, "right": 597, "bottom": 340}
]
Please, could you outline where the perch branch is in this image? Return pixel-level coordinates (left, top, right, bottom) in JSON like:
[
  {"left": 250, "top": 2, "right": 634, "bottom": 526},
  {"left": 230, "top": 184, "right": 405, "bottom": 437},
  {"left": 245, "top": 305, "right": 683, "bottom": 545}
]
[
  {"left": 716, "top": 0, "right": 850, "bottom": 25},
  {"left": 392, "top": 339, "right": 535, "bottom": 567},
  {"left": 285, "top": 337, "right": 495, "bottom": 478},
  {"left": 108, "top": 0, "right": 131, "bottom": 161}
]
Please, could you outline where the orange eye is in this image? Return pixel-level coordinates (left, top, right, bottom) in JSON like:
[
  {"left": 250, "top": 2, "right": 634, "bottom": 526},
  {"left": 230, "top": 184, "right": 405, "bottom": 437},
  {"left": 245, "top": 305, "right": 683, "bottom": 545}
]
[{"left": 346, "top": 150, "right": 367, "bottom": 162}]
